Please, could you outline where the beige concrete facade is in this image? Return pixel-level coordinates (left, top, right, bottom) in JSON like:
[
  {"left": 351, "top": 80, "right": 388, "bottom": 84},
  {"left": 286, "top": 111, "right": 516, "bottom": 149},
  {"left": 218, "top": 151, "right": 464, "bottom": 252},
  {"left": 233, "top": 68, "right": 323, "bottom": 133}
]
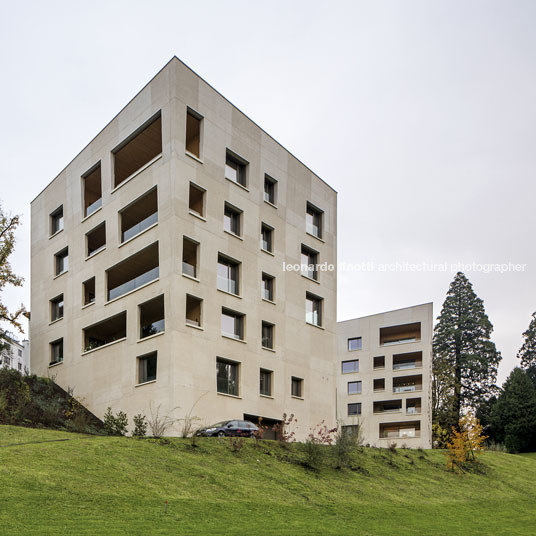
[
  {"left": 337, "top": 304, "right": 433, "bottom": 448},
  {"left": 30, "top": 57, "right": 338, "bottom": 439}
]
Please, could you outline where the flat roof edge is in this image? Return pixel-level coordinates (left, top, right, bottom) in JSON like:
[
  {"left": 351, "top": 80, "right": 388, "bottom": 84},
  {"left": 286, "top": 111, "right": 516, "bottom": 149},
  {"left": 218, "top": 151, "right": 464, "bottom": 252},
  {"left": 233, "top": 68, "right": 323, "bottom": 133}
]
[{"left": 338, "top": 302, "right": 434, "bottom": 324}]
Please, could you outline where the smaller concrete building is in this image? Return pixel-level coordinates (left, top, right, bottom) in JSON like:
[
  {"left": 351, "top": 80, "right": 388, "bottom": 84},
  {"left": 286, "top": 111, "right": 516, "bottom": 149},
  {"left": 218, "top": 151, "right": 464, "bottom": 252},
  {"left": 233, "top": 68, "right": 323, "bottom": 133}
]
[
  {"left": 337, "top": 303, "right": 433, "bottom": 448},
  {"left": 0, "top": 335, "right": 30, "bottom": 373}
]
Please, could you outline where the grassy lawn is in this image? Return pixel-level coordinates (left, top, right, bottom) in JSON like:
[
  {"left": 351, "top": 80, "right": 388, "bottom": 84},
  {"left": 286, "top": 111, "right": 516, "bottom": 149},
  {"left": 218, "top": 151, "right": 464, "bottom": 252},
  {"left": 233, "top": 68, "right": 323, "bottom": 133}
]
[{"left": 1, "top": 425, "right": 535, "bottom": 535}]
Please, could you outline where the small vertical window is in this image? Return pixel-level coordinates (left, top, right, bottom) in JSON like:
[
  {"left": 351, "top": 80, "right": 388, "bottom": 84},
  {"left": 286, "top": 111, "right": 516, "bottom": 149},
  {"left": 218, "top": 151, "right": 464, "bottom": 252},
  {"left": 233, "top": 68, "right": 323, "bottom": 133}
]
[
  {"left": 139, "top": 295, "right": 165, "bottom": 339},
  {"left": 261, "top": 273, "right": 275, "bottom": 302},
  {"left": 182, "top": 237, "right": 199, "bottom": 279},
  {"left": 306, "top": 202, "right": 323, "bottom": 239},
  {"left": 301, "top": 245, "right": 319, "bottom": 280},
  {"left": 82, "top": 163, "right": 102, "bottom": 217},
  {"left": 217, "top": 358, "right": 239, "bottom": 396},
  {"left": 260, "top": 223, "right": 273, "bottom": 253},
  {"left": 261, "top": 321, "right": 274, "bottom": 350},
  {"left": 348, "top": 337, "right": 362, "bottom": 351},
  {"left": 189, "top": 183, "right": 205, "bottom": 217},
  {"left": 50, "top": 206, "right": 64, "bottom": 236},
  {"left": 221, "top": 308, "right": 245, "bottom": 340},
  {"left": 86, "top": 222, "right": 106, "bottom": 257},
  {"left": 225, "top": 150, "right": 247, "bottom": 187},
  {"left": 217, "top": 254, "right": 240, "bottom": 295},
  {"left": 260, "top": 369, "right": 272, "bottom": 397},
  {"left": 348, "top": 403, "right": 361, "bottom": 416},
  {"left": 186, "top": 294, "right": 203, "bottom": 327},
  {"left": 374, "top": 378, "right": 385, "bottom": 392},
  {"left": 138, "top": 352, "right": 157, "bottom": 384},
  {"left": 348, "top": 381, "right": 362, "bottom": 395},
  {"left": 185, "top": 108, "right": 202, "bottom": 158},
  {"left": 55, "top": 248, "right": 69, "bottom": 276},
  {"left": 50, "top": 295, "right": 64, "bottom": 322},
  {"left": 264, "top": 175, "right": 277, "bottom": 205},
  {"left": 50, "top": 339, "right": 63, "bottom": 366},
  {"left": 305, "top": 292, "right": 323, "bottom": 327},
  {"left": 291, "top": 377, "right": 303, "bottom": 398},
  {"left": 83, "top": 277, "right": 95, "bottom": 306},
  {"left": 224, "top": 203, "right": 242, "bottom": 236}
]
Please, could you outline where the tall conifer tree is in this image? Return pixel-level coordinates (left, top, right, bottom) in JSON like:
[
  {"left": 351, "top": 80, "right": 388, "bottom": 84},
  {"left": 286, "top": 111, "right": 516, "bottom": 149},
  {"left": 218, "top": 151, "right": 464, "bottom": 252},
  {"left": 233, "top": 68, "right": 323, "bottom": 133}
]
[
  {"left": 432, "top": 272, "right": 501, "bottom": 429},
  {"left": 517, "top": 312, "right": 536, "bottom": 386}
]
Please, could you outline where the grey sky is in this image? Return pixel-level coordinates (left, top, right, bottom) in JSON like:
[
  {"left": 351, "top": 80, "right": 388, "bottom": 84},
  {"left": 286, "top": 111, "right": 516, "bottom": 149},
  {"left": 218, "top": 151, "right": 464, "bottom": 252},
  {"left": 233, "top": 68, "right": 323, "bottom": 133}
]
[{"left": 1, "top": 0, "right": 535, "bottom": 383}]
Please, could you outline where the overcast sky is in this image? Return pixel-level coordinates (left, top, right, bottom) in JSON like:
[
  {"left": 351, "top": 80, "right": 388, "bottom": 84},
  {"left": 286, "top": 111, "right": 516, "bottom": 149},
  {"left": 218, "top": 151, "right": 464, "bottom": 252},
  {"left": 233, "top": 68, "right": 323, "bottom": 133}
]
[{"left": 1, "top": 0, "right": 535, "bottom": 383}]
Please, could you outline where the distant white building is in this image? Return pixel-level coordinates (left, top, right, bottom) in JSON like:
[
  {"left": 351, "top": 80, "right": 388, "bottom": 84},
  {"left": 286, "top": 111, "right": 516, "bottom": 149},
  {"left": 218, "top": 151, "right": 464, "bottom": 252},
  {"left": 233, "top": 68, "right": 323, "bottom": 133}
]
[{"left": 0, "top": 335, "right": 30, "bottom": 373}]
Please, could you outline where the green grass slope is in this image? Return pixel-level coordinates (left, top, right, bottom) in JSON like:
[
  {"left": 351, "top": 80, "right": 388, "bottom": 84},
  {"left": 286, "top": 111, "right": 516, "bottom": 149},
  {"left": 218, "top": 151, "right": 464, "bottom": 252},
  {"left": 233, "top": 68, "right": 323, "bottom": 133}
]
[{"left": 1, "top": 425, "right": 535, "bottom": 535}]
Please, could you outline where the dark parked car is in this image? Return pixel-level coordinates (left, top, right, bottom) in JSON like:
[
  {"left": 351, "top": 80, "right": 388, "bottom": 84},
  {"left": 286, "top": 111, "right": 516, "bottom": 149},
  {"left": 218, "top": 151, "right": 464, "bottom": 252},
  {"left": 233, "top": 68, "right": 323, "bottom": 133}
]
[{"left": 196, "top": 420, "right": 259, "bottom": 438}]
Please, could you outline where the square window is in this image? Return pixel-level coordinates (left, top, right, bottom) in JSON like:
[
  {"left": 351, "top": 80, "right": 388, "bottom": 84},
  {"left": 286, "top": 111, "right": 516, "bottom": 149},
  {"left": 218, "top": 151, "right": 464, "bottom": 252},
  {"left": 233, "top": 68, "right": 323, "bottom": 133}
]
[
  {"left": 261, "top": 223, "right": 273, "bottom": 253},
  {"left": 291, "top": 377, "right": 303, "bottom": 398},
  {"left": 348, "top": 381, "right": 362, "bottom": 395},
  {"left": 50, "top": 206, "right": 64, "bottom": 236},
  {"left": 374, "top": 356, "right": 385, "bottom": 369},
  {"left": 189, "top": 182, "right": 205, "bottom": 217},
  {"left": 264, "top": 175, "right": 277, "bottom": 205},
  {"left": 348, "top": 403, "right": 361, "bottom": 416},
  {"left": 217, "top": 358, "right": 239, "bottom": 396},
  {"left": 186, "top": 108, "right": 202, "bottom": 158},
  {"left": 50, "top": 339, "right": 63, "bottom": 365},
  {"left": 260, "top": 369, "right": 272, "bottom": 396},
  {"left": 225, "top": 150, "right": 247, "bottom": 187},
  {"left": 261, "top": 273, "right": 274, "bottom": 302},
  {"left": 301, "top": 245, "right": 319, "bottom": 280},
  {"left": 221, "top": 308, "right": 245, "bottom": 340},
  {"left": 374, "top": 378, "right": 385, "bottom": 392},
  {"left": 217, "top": 254, "right": 240, "bottom": 295},
  {"left": 305, "top": 292, "right": 323, "bottom": 327},
  {"left": 262, "top": 321, "right": 274, "bottom": 350},
  {"left": 50, "top": 294, "right": 64, "bottom": 322},
  {"left": 138, "top": 352, "right": 157, "bottom": 384},
  {"left": 342, "top": 360, "right": 359, "bottom": 374},
  {"left": 55, "top": 248, "right": 69, "bottom": 276},
  {"left": 306, "top": 202, "right": 323, "bottom": 239},
  {"left": 348, "top": 337, "right": 362, "bottom": 351},
  {"left": 224, "top": 203, "right": 242, "bottom": 236},
  {"left": 186, "top": 294, "right": 202, "bottom": 327}
]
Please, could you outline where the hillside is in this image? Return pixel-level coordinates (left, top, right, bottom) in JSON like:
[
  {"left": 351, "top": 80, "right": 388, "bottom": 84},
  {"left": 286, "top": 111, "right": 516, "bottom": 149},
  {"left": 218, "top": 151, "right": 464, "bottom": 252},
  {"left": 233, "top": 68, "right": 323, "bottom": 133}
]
[{"left": 1, "top": 426, "right": 535, "bottom": 535}]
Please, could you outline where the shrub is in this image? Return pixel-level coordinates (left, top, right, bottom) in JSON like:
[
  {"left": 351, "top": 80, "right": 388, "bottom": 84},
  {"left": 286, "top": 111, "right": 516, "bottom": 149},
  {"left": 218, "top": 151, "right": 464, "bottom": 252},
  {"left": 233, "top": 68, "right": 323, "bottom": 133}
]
[
  {"left": 333, "top": 424, "right": 360, "bottom": 469},
  {"left": 229, "top": 436, "right": 246, "bottom": 453},
  {"left": 148, "top": 403, "right": 176, "bottom": 438},
  {"left": 273, "top": 413, "right": 297, "bottom": 444},
  {"left": 103, "top": 407, "right": 128, "bottom": 436},
  {"left": 446, "top": 412, "right": 487, "bottom": 471},
  {"left": 132, "top": 414, "right": 148, "bottom": 437},
  {"left": 432, "top": 423, "right": 450, "bottom": 449},
  {"left": 302, "top": 421, "right": 337, "bottom": 471}
]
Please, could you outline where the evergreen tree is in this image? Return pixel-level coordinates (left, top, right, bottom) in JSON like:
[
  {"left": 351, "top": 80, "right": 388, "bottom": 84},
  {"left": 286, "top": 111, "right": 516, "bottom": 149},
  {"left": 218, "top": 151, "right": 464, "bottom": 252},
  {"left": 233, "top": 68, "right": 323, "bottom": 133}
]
[
  {"left": 0, "top": 204, "right": 25, "bottom": 351},
  {"left": 432, "top": 272, "right": 501, "bottom": 430},
  {"left": 517, "top": 312, "right": 536, "bottom": 387},
  {"left": 490, "top": 368, "right": 536, "bottom": 453}
]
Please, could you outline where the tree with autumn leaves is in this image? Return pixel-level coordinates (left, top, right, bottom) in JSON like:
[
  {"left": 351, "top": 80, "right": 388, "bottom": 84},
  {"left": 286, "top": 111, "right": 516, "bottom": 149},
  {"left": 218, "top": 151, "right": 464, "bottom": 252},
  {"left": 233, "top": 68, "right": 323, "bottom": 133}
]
[{"left": 0, "top": 204, "right": 25, "bottom": 350}]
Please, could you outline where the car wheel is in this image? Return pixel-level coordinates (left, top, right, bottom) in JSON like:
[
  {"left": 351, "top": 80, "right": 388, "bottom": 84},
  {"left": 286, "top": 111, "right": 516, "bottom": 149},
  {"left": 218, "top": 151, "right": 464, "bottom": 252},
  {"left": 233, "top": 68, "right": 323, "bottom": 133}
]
[{"left": 217, "top": 431, "right": 225, "bottom": 438}]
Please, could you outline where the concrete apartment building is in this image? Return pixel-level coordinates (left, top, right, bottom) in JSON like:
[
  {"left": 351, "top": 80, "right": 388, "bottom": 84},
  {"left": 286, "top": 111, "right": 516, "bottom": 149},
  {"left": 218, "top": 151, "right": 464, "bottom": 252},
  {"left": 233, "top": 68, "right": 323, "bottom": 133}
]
[
  {"left": 337, "top": 304, "right": 433, "bottom": 448},
  {"left": 30, "top": 57, "right": 337, "bottom": 439},
  {"left": 0, "top": 335, "right": 30, "bottom": 373}
]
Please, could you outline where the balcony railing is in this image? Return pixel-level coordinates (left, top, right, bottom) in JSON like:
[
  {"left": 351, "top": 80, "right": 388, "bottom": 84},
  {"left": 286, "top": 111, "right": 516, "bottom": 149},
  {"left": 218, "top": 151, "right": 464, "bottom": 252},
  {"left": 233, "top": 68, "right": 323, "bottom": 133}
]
[
  {"left": 182, "top": 261, "right": 196, "bottom": 278},
  {"left": 140, "top": 319, "right": 165, "bottom": 339},
  {"left": 86, "top": 197, "right": 102, "bottom": 217},
  {"left": 393, "top": 361, "right": 420, "bottom": 370},
  {"left": 122, "top": 212, "right": 158, "bottom": 243},
  {"left": 108, "top": 267, "right": 159, "bottom": 301},
  {"left": 218, "top": 275, "right": 238, "bottom": 295},
  {"left": 393, "top": 384, "right": 422, "bottom": 393}
]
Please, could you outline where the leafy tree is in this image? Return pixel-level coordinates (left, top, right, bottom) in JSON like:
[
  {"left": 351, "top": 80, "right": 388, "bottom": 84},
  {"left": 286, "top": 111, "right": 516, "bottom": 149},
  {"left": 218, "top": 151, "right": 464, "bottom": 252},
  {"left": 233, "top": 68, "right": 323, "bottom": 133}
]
[
  {"left": 432, "top": 272, "right": 501, "bottom": 430},
  {"left": 517, "top": 311, "right": 536, "bottom": 387},
  {"left": 445, "top": 412, "right": 487, "bottom": 471},
  {"left": 0, "top": 205, "right": 25, "bottom": 351},
  {"left": 490, "top": 368, "right": 536, "bottom": 453}
]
